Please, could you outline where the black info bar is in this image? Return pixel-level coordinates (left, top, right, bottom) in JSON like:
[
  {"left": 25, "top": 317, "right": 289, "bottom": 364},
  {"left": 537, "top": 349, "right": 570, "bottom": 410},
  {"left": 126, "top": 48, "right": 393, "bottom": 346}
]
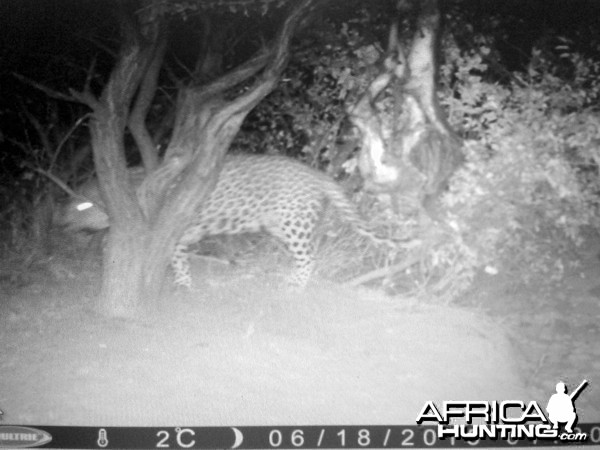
[{"left": 0, "top": 423, "right": 598, "bottom": 449}]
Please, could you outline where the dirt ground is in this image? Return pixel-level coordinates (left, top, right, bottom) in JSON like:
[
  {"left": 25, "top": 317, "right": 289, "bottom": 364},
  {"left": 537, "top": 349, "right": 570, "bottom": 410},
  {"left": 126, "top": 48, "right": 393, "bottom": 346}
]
[{"left": 1, "top": 232, "right": 599, "bottom": 429}]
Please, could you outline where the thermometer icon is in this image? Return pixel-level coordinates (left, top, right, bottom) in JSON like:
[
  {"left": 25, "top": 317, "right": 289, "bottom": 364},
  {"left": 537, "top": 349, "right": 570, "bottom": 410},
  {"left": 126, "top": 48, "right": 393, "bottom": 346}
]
[{"left": 97, "top": 428, "right": 109, "bottom": 447}]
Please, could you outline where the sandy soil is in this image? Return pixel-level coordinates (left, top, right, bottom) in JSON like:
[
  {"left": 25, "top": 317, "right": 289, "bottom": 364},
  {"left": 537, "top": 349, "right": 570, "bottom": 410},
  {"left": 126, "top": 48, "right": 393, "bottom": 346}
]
[{"left": 1, "top": 234, "right": 598, "bottom": 430}]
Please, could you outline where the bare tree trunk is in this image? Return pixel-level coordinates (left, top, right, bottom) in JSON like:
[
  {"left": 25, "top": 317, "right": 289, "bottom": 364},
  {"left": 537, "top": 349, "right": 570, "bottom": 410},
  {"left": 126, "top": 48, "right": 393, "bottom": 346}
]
[
  {"left": 137, "top": 1, "right": 318, "bottom": 302},
  {"left": 76, "top": 12, "right": 162, "bottom": 317},
  {"left": 17, "top": 0, "right": 319, "bottom": 319},
  {"left": 98, "top": 226, "right": 147, "bottom": 317},
  {"left": 128, "top": 29, "right": 167, "bottom": 173},
  {"left": 89, "top": 102, "right": 152, "bottom": 316},
  {"left": 403, "top": 0, "right": 463, "bottom": 210},
  {"left": 69, "top": 0, "right": 318, "bottom": 317},
  {"left": 349, "top": 0, "right": 463, "bottom": 217}
]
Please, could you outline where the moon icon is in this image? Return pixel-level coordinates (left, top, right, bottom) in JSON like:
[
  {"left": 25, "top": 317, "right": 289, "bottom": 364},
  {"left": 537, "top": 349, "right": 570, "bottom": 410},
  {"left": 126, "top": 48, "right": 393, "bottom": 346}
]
[{"left": 231, "top": 427, "right": 244, "bottom": 449}]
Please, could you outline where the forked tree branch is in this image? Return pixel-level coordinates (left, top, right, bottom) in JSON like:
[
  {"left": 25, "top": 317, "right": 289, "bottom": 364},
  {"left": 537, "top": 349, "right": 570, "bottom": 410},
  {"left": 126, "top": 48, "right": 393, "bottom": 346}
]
[
  {"left": 166, "top": 0, "right": 320, "bottom": 161},
  {"left": 149, "top": 0, "right": 321, "bottom": 221},
  {"left": 128, "top": 27, "right": 167, "bottom": 172},
  {"left": 215, "top": 0, "right": 320, "bottom": 123},
  {"left": 194, "top": 46, "right": 272, "bottom": 101}
]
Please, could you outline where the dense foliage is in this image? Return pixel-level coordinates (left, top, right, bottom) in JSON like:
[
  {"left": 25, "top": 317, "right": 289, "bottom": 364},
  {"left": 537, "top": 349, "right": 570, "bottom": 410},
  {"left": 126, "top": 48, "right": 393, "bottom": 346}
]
[
  {"left": 440, "top": 31, "right": 600, "bottom": 292},
  {"left": 235, "top": 2, "right": 600, "bottom": 299},
  {"left": 1, "top": 0, "right": 599, "bottom": 298}
]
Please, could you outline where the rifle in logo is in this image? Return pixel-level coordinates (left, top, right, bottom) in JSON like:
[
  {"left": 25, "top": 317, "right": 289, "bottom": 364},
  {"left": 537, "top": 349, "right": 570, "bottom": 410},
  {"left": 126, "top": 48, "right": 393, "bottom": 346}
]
[{"left": 546, "top": 379, "right": 588, "bottom": 433}]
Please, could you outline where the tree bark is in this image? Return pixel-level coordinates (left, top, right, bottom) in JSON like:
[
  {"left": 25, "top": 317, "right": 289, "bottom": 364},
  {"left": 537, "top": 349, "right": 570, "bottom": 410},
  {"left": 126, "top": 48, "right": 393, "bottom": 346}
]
[
  {"left": 349, "top": 0, "right": 463, "bottom": 216},
  {"left": 83, "top": 11, "right": 163, "bottom": 317},
  {"left": 77, "top": 0, "right": 319, "bottom": 316},
  {"left": 97, "top": 225, "right": 148, "bottom": 317},
  {"left": 137, "top": 0, "right": 317, "bottom": 302},
  {"left": 404, "top": 0, "right": 463, "bottom": 203},
  {"left": 128, "top": 29, "right": 167, "bottom": 172},
  {"left": 90, "top": 98, "right": 151, "bottom": 316}
]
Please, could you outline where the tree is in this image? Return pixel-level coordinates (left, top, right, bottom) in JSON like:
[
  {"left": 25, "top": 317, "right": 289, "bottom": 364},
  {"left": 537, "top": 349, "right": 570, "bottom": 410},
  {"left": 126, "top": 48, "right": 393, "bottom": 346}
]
[
  {"left": 348, "top": 0, "right": 463, "bottom": 218},
  {"left": 66, "top": 0, "right": 320, "bottom": 317}
]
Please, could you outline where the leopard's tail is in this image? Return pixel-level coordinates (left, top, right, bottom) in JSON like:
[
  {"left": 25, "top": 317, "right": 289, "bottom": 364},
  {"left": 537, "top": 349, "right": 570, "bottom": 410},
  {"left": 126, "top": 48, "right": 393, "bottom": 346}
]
[{"left": 320, "top": 179, "right": 401, "bottom": 248}]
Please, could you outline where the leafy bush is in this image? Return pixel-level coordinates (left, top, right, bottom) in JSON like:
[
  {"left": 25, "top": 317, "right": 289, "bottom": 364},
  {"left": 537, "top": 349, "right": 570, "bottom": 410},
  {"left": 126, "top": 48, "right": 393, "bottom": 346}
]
[
  {"left": 439, "top": 39, "right": 600, "bottom": 290},
  {"left": 234, "top": 13, "right": 600, "bottom": 301}
]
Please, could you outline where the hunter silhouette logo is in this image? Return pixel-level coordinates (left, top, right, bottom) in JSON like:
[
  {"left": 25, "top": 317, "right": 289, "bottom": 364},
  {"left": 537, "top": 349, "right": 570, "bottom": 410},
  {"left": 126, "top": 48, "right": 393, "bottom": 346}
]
[
  {"left": 416, "top": 379, "right": 590, "bottom": 442},
  {"left": 546, "top": 379, "right": 588, "bottom": 433}
]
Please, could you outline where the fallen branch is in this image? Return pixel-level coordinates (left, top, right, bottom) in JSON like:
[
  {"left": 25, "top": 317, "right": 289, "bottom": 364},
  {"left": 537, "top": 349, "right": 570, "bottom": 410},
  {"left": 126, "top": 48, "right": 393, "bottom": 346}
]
[{"left": 344, "top": 247, "right": 422, "bottom": 287}]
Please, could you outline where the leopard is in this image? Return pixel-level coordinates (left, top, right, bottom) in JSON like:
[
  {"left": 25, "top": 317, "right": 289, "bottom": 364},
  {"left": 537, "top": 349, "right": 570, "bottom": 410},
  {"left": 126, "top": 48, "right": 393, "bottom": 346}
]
[{"left": 58, "top": 154, "right": 395, "bottom": 288}]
